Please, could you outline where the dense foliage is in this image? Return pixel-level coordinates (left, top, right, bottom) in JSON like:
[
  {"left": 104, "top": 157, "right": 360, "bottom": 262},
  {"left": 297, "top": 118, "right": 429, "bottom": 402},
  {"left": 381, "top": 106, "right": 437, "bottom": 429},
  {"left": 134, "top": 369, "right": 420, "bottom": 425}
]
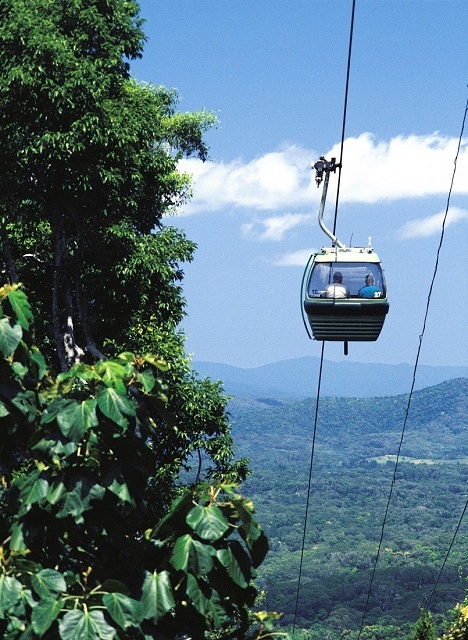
[
  {"left": 0, "top": 284, "right": 269, "bottom": 639},
  {"left": 229, "top": 382, "right": 468, "bottom": 639},
  {"left": 0, "top": 1, "right": 260, "bottom": 637},
  {"left": 0, "top": 0, "right": 247, "bottom": 514}
]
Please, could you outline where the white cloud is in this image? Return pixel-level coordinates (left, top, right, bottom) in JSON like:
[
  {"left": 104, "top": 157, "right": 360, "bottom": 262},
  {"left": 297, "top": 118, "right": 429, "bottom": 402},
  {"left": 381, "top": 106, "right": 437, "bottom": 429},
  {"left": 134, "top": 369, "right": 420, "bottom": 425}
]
[
  {"left": 274, "top": 248, "right": 316, "bottom": 267},
  {"left": 178, "top": 145, "right": 316, "bottom": 214},
  {"left": 241, "top": 213, "right": 312, "bottom": 241},
  {"left": 178, "top": 133, "right": 468, "bottom": 214},
  {"left": 397, "top": 206, "right": 468, "bottom": 239}
]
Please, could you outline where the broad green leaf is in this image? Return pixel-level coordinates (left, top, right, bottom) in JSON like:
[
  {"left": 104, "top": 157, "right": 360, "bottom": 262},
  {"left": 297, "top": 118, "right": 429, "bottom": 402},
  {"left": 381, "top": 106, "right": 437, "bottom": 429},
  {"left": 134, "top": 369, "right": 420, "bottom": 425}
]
[
  {"left": 56, "top": 481, "right": 105, "bottom": 523},
  {"left": 216, "top": 548, "right": 248, "bottom": 588},
  {"left": 96, "top": 386, "right": 135, "bottom": 429},
  {"left": 95, "top": 360, "right": 128, "bottom": 393},
  {"left": 150, "top": 490, "right": 194, "bottom": 539},
  {"left": 136, "top": 369, "right": 155, "bottom": 393},
  {"left": 15, "top": 470, "right": 48, "bottom": 511},
  {"left": 186, "top": 505, "right": 230, "bottom": 541},
  {"left": 8, "top": 287, "right": 33, "bottom": 330},
  {"left": 46, "top": 481, "right": 68, "bottom": 505},
  {"left": 140, "top": 570, "right": 175, "bottom": 622},
  {"left": 0, "top": 574, "right": 22, "bottom": 616},
  {"left": 185, "top": 574, "right": 209, "bottom": 617},
  {"left": 9, "top": 521, "right": 26, "bottom": 551},
  {"left": 170, "top": 534, "right": 213, "bottom": 576},
  {"left": 31, "top": 597, "right": 63, "bottom": 635},
  {"left": 30, "top": 346, "right": 47, "bottom": 380},
  {"left": 32, "top": 569, "right": 67, "bottom": 598},
  {"left": 186, "top": 575, "right": 227, "bottom": 627},
  {"left": 103, "top": 592, "right": 144, "bottom": 629},
  {"left": 0, "top": 317, "right": 22, "bottom": 356},
  {"left": 187, "top": 574, "right": 229, "bottom": 631},
  {"left": 41, "top": 399, "right": 67, "bottom": 425},
  {"left": 11, "top": 390, "right": 37, "bottom": 422},
  {"left": 58, "top": 608, "right": 116, "bottom": 640},
  {"left": 12, "top": 361, "right": 28, "bottom": 380},
  {"left": 56, "top": 399, "right": 98, "bottom": 441},
  {"left": 0, "top": 400, "right": 9, "bottom": 417},
  {"left": 142, "top": 354, "right": 170, "bottom": 372},
  {"left": 107, "top": 478, "right": 135, "bottom": 506}
]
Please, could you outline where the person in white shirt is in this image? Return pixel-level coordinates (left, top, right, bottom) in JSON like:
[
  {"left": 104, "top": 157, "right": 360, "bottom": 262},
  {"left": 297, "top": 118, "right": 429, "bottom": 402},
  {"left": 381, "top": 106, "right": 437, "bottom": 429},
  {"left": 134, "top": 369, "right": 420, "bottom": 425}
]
[{"left": 324, "top": 272, "right": 350, "bottom": 298}]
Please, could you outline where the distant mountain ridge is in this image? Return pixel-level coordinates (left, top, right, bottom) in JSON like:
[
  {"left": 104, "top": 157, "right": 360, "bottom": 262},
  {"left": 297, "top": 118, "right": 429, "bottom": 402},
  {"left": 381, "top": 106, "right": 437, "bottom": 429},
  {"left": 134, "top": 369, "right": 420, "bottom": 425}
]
[{"left": 193, "top": 356, "right": 468, "bottom": 399}]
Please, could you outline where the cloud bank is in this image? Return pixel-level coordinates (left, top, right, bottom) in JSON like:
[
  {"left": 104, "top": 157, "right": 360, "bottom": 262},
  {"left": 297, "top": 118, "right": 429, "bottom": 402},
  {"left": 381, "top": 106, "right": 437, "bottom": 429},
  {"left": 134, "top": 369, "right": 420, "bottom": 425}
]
[
  {"left": 397, "top": 206, "right": 468, "bottom": 239},
  {"left": 179, "top": 133, "right": 468, "bottom": 214}
]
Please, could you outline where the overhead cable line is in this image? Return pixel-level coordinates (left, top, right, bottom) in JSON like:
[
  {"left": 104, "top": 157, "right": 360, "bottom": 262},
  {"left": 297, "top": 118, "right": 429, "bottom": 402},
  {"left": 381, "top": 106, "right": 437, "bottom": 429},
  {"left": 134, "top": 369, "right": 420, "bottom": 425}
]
[
  {"left": 332, "top": 0, "right": 356, "bottom": 236},
  {"left": 423, "top": 94, "right": 468, "bottom": 610},
  {"left": 292, "top": 342, "right": 325, "bottom": 634},
  {"left": 293, "top": 0, "right": 357, "bottom": 632},
  {"left": 356, "top": 95, "right": 468, "bottom": 639}
]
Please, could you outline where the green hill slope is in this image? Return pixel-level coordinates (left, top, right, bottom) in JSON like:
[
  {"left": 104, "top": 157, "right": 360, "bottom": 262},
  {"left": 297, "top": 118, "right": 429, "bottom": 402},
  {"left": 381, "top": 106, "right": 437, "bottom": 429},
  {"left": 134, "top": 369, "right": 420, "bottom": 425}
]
[{"left": 230, "top": 379, "right": 468, "bottom": 639}]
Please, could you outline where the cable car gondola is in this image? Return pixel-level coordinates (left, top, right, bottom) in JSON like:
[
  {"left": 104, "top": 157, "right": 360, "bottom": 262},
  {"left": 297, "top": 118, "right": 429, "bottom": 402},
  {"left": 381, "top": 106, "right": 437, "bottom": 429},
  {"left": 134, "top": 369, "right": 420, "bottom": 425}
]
[{"left": 302, "top": 157, "right": 389, "bottom": 350}]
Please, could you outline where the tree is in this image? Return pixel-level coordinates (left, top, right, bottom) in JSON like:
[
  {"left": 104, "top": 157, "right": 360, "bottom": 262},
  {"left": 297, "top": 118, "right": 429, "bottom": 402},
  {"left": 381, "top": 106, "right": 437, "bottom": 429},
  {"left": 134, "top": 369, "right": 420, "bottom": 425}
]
[
  {"left": 439, "top": 596, "right": 468, "bottom": 640},
  {"left": 413, "top": 609, "right": 436, "bottom": 640},
  {"left": 0, "top": 2, "right": 268, "bottom": 636},
  {"left": 0, "top": 285, "right": 269, "bottom": 639},
  {"left": 0, "top": 0, "right": 246, "bottom": 504}
]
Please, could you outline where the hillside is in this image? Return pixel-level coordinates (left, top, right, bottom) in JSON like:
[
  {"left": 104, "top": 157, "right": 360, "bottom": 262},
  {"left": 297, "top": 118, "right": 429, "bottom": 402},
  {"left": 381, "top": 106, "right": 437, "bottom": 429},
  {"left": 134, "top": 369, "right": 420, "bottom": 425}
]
[
  {"left": 194, "top": 356, "right": 468, "bottom": 399},
  {"left": 228, "top": 378, "right": 468, "bottom": 639}
]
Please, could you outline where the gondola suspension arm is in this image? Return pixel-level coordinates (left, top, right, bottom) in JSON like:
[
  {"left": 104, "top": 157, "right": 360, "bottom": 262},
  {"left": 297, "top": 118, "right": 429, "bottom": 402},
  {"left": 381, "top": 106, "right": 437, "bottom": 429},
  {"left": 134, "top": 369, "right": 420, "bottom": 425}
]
[{"left": 313, "top": 156, "right": 344, "bottom": 248}]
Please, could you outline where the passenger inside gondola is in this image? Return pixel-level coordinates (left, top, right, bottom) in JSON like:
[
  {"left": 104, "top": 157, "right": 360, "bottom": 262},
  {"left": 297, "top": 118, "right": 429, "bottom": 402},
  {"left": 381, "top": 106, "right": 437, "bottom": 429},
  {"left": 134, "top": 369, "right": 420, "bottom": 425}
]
[
  {"left": 358, "top": 274, "right": 381, "bottom": 298},
  {"left": 324, "top": 272, "right": 350, "bottom": 298},
  {"left": 308, "top": 262, "right": 386, "bottom": 299}
]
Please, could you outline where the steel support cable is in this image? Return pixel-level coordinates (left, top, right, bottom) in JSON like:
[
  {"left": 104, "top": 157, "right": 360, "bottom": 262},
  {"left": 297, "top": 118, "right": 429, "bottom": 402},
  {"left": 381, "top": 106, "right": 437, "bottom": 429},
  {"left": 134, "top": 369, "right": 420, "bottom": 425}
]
[
  {"left": 293, "top": 1, "right": 356, "bottom": 632},
  {"left": 356, "top": 96, "right": 468, "bottom": 639},
  {"left": 332, "top": 0, "right": 356, "bottom": 236},
  {"left": 423, "top": 95, "right": 468, "bottom": 611},
  {"left": 426, "top": 498, "right": 468, "bottom": 610},
  {"left": 292, "top": 341, "right": 326, "bottom": 634}
]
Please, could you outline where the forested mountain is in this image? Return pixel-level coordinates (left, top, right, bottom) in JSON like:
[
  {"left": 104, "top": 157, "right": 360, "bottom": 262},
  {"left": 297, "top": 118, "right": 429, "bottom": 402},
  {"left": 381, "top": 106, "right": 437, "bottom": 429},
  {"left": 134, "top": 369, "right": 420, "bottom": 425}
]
[
  {"left": 229, "top": 378, "right": 468, "bottom": 639},
  {"left": 194, "top": 357, "right": 468, "bottom": 399}
]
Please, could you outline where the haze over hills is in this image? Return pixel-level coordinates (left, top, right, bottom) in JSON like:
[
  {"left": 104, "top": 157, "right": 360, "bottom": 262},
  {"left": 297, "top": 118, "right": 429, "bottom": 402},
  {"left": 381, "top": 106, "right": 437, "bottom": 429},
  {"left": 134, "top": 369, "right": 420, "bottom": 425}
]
[{"left": 193, "top": 356, "right": 468, "bottom": 399}]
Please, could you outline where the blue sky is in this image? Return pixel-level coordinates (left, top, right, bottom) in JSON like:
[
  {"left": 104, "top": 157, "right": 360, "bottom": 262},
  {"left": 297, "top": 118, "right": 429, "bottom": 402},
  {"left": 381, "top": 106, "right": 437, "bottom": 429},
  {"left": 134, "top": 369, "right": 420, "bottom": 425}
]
[{"left": 131, "top": 0, "right": 467, "bottom": 369}]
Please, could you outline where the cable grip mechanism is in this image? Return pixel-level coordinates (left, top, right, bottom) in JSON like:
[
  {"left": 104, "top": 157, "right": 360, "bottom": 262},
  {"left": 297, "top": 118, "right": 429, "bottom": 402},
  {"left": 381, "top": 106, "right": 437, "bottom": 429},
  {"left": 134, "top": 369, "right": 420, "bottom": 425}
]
[{"left": 312, "top": 156, "right": 341, "bottom": 187}]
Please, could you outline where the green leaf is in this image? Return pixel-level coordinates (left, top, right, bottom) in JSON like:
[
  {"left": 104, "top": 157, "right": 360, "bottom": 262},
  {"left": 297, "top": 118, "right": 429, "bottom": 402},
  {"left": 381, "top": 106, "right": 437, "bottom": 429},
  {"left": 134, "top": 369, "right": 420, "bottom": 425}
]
[
  {"left": 12, "top": 361, "right": 28, "bottom": 380},
  {"left": 96, "top": 386, "right": 134, "bottom": 429},
  {"left": 56, "top": 481, "right": 105, "bottom": 523},
  {"left": 0, "top": 317, "right": 22, "bottom": 356},
  {"left": 30, "top": 346, "right": 47, "bottom": 380},
  {"left": 46, "top": 481, "right": 68, "bottom": 505},
  {"left": 31, "top": 597, "right": 63, "bottom": 635},
  {"left": 11, "top": 390, "right": 37, "bottom": 422},
  {"left": 9, "top": 522, "right": 26, "bottom": 551},
  {"left": 0, "top": 574, "right": 22, "bottom": 616},
  {"left": 95, "top": 361, "right": 128, "bottom": 393},
  {"left": 15, "top": 470, "right": 48, "bottom": 511},
  {"left": 136, "top": 369, "right": 156, "bottom": 393},
  {"left": 0, "top": 400, "right": 9, "bottom": 417},
  {"left": 140, "top": 571, "right": 175, "bottom": 623},
  {"left": 56, "top": 399, "right": 98, "bottom": 441},
  {"left": 186, "top": 573, "right": 209, "bottom": 617},
  {"left": 103, "top": 592, "right": 144, "bottom": 630},
  {"left": 216, "top": 547, "right": 248, "bottom": 588},
  {"left": 186, "top": 504, "right": 230, "bottom": 541},
  {"left": 170, "top": 534, "right": 213, "bottom": 576},
  {"left": 8, "top": 287, "right": 33, "bottom": 331},
  {"left": 58, "top": 609, "right": 116, "bottom": 640},
  {"left": 32, "top": 569, "right": 67, "bottom": 598},
  {"left": 107, "top": 478, "right": 135, "bottom": 506},
  {"left": 186, "top": 573, "right": 227, "bottom": 626}
]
